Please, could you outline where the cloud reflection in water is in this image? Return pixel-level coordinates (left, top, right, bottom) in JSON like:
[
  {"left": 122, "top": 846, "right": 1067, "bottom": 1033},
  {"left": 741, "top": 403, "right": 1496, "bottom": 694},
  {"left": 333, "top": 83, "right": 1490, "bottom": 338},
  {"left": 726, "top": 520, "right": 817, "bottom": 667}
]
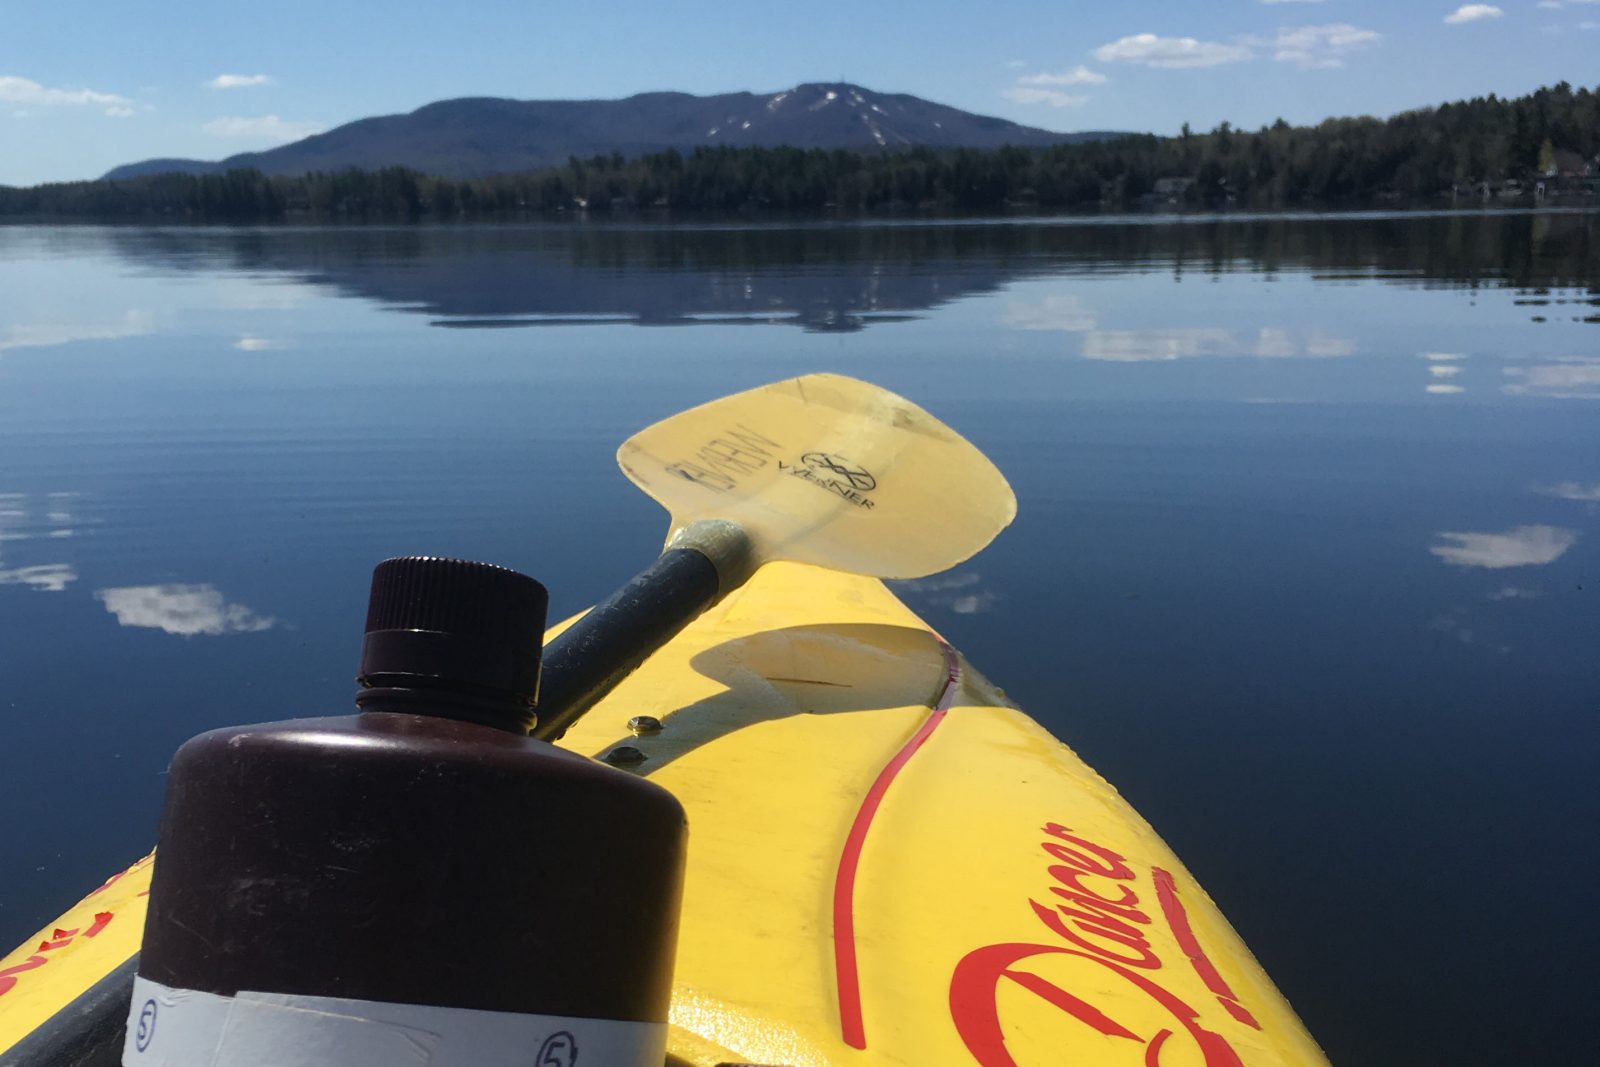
[
  {"left": 0, "top": 564, "right": 77, "bottom": 592},
  {"left": 0, "top": 492, "right": 78, "bottom": 590},
  {"left": 1538, "top": 482, "right": 1600, "bottom": 503},
  {"left": 1002, "top": 294, "right": 1097, "bottom": 333},
  {"left": 1081, "top": 326, "right": 1353, "bottom": 361},
  {"left": 892, "top": 572, "right": 999, "bottom": 615},
  {"left": 94, "top": 584, "right": 276, "bottom": 636},
  {"left": 1428, "top": 525, "right": 1577, "bottom": 569},
  {"left": 1502, "top": 358, "right": 1600, "bottom": 399},
  {"left": 233, "top": 336, "right": 290, "bottom": 351},
  {"left": 0, "top": 311, "right": 153, "bottom": 353}
]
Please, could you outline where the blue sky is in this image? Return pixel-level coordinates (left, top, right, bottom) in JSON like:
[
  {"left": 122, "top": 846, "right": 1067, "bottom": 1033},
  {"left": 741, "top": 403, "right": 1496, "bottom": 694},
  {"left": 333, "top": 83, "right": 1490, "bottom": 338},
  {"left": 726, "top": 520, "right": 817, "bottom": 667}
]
[{"left": 3, "top": 0, "right": 1596, "bottom": 186}]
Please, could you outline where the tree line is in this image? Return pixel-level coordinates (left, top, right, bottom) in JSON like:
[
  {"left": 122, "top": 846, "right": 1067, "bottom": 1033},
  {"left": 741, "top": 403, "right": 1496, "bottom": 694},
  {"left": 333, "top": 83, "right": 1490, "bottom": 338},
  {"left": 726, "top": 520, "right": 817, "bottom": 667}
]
[{"left": 2, "top": 81, "right": 1595, "bottom": 222}]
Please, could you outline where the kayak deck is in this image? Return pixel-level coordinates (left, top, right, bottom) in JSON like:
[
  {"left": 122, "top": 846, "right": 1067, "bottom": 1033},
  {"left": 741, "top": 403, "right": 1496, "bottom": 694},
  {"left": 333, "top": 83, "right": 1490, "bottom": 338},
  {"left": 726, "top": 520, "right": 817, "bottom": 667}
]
[{"left": 0, "top": 562, "right": 1327, "bottom": 1065}]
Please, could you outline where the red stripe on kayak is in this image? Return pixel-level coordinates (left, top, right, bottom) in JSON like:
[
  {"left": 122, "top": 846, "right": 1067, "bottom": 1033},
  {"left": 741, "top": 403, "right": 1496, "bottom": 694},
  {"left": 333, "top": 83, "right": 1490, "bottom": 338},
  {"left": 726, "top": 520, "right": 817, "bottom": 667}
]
[
  {"left": 1152, "top": 866, "right": 1262, "bottom": 1031},
  {"left": 834, "top": 631, "right": 961, "bottom": 1049}
]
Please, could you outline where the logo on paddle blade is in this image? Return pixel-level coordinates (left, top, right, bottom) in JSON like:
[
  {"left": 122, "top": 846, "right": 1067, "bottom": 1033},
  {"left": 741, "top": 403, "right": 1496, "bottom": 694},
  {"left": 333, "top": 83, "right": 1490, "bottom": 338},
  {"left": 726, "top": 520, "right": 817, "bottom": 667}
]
[
  {"left": 801, "top": 453, "right": 877, "bottom": 492},
  {"left": 777, "top": 452, "right": 878, "bottom": 509}
]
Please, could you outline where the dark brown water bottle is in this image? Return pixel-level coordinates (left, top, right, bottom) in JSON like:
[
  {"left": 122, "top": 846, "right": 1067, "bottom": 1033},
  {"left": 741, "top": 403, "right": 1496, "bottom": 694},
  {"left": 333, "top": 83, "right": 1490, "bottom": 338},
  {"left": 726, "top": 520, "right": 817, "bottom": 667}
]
[{"left": 124, "top": 557, "right": 686, "bottom": 1066}]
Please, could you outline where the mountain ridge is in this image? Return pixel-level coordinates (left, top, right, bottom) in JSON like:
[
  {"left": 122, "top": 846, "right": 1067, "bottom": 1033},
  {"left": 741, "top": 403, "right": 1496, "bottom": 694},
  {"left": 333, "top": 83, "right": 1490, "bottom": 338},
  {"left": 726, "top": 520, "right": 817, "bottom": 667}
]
[{"left": 102, "top": 83, "right": 1130, "bottom": 181}]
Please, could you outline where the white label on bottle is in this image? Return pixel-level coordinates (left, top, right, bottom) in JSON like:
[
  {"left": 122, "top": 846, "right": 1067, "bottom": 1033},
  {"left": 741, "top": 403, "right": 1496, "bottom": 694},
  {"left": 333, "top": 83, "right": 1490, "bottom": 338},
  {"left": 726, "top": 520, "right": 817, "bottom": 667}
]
[{"left": 123, "top": 975, "right": 664, "bottom": 1066}]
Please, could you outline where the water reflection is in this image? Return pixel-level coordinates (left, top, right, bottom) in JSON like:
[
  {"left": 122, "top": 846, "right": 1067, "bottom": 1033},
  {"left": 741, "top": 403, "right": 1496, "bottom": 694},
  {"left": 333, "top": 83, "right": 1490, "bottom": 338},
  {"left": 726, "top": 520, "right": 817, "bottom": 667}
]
[
  {"left": 1002, "top": 294, "right": 1096, "bottom": 332},
  {"left": 1426, "top": 608, "right": 1511, "bottom": 654},
  {"left": 0, "top": 492, "right": 79, "bottom": 592},
  {"left": 1081, "top": 326, "right": 1353, "bottom": 361},
  {"left": 1502, "top": 358, "right": 1600, "bottom": 399},
  {"left": 0, "top": 563, "right": 76, "bottom": 592},
  {"left": 234, "top": 336, "right": 290, "bottom": 351},
  {"left": 892, "top": 572, "right": 999, "bottom": 615},
  {"left": 94, "top": 584, "right": 277, "bottom": 636},
  {"left": 0, "top": 310, "right": 153, "bottom": 352},
  {"left": 93, "top": 210, "right": 1596, "bottom": 335},
  {"left": 1428, "top": 525, "right": 1578, "bottom": 568},
  {"left": 1539, "top": 481, "right": 1600, "bottom": 502}
]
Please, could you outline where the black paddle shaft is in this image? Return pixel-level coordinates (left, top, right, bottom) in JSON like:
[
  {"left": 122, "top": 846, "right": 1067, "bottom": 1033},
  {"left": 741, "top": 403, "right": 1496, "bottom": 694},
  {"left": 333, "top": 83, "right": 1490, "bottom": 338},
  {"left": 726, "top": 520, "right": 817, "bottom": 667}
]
[{"left": 531, "top": 546, "right": 722, "bottom": 741}]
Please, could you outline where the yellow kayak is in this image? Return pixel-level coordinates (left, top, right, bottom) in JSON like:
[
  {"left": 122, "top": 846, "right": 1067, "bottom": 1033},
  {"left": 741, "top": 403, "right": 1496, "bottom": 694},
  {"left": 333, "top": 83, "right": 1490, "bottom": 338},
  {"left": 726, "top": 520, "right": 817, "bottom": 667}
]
[{"left": 0, "top": 560, "right": 1326, "bottom": 1065}]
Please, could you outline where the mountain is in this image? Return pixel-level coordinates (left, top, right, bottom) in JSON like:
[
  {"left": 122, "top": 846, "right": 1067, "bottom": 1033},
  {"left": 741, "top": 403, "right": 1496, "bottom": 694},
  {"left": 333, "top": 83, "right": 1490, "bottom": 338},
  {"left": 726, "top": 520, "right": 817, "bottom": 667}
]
[{"left": 102, "top": 83, "right": 1129, "bottom": 181}]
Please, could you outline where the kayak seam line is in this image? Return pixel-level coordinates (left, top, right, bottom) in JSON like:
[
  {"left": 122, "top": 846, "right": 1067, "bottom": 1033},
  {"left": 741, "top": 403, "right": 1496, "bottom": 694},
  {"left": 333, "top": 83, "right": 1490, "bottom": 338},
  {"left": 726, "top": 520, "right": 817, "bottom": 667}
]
[{"left": 832, "top": 629, "right": 961, "bottom": 1051}]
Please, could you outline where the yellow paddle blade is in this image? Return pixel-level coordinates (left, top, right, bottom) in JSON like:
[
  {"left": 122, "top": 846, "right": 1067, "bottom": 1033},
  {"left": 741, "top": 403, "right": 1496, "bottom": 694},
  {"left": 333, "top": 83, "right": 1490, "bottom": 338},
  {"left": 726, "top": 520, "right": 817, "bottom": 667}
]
[{"left": 617, "top": 374, "right": 1016, "bottom": 580}]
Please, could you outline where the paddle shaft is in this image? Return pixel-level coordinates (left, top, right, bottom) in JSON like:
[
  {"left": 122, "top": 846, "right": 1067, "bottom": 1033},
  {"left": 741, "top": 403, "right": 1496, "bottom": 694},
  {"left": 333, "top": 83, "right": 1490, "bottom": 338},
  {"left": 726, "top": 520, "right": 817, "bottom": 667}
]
[{"left": 531, "top": 546, "right": 722, "bottom": 741}]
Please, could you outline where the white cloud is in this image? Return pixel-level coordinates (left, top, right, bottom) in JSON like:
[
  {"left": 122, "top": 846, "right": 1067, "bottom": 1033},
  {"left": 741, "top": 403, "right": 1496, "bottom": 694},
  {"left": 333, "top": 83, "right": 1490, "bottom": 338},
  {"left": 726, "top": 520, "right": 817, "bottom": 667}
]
[
  {"left": 1080, "top": 326, "right": 1354, "bottom": 361},
  {"left": 0, "top": 75, "right": 133, "bottom": 116},
  {"left": 1084, "top": 327, "right": 1234, "bottom": 360},
  {"left": 1264, "top": 23, "right": 1382, "bottom": 68},
  {"left": 1502, "top": 358, "right": 1600, "bottom": 399},
  {"left": 234, "top": 336, "right": 289, "bottom": 351},
  {"left": 0, "top": 563, "right": 76, "bottom": 592},
  {"left": 95, "top": 583, "right": 276, "bottom": 636},
  {"left": 1427, "top": 609, "right": 1477, "bottom": 644},
  {"left": 951, "top": 592, "right": 999, "bottom": 615},
  {"left": 202, "top": 114, "right": 323, "bottom": 141},
  {"left": 893, "top": 572, "right": 999, "bottom": 615},
  {"left": 1429, "top": 525, "right": 1577, "bottom": 568},
  {"left": 1262, "top": 0, "right": 1329, "bottom": 4},
  {"left": 1004, "top": 294, "right": 1097, "bottom": 332},
  {"left": 1445, "top": 4, "right": 1503, "bottom": 23},
  {"left": 1426, "top": 383, "right": 1465, "bottom": 394},
  {"left": 1424, "top": 351, "right": 1465, "bottom": 361},
  {"left": 1091, "top": 25, "right": 1377, "bottom": 71},
  {"left": 1005, "top": 59, "right": 1027, "bottom": 69},
  {"left": 898, "top": 573, "right": 982, "bottom": 593},
  {"left": 0, "top": 311, "right": 154, "bottom": 353},
  {"left": 1304, "top": 334, "right": 1356, "bottom": 357},
  {"left": 1093, "top": 33, "right": 1253, "bottom": 69},
  {"left": 1538, "top": 481, "right": 1600, "bottom": 502},
  {"left": 207, "top": 73, "right": 273, "bottom": 89},
  {"left": 1003, "top": 87, "right": 1090, "bottom": 107},
  {"left": 1019, "top": 66, "right": 1108, "bottom": 86}
]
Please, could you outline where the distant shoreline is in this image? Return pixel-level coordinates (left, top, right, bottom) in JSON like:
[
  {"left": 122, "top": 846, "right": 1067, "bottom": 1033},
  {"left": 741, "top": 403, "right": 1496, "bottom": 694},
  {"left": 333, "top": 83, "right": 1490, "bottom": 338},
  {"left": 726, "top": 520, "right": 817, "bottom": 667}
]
[{"left": 2, "top": 202, "right": 1595, "bottom": 230}]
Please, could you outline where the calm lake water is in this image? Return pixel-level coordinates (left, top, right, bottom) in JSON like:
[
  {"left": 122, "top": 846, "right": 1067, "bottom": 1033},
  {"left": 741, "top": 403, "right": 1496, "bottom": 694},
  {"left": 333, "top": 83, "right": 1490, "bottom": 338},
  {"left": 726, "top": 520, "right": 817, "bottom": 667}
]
[{"left": 1, "top": 211, "right": 1595, "bottom": 1065}]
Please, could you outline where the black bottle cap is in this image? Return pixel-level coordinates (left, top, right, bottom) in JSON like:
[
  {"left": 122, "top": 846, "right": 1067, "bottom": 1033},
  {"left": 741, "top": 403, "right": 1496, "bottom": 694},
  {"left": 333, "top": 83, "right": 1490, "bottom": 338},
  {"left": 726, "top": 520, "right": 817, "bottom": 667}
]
[{"left": 358, "top": 557, "right": 549, "bottom": 718}]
